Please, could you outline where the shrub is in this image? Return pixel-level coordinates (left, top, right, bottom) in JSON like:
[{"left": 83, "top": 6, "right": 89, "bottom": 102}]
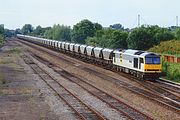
[
  {"left": 162, "top": 61, "right": 180, "bottom": 82},
  {"left": 0, "top": 34, "right": 4, "bottom": 46}
]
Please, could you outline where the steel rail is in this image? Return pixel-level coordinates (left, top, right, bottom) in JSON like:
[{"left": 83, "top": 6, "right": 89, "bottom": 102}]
[
  {"left": 16, "top": 38, "right": 180, "bottom": 113},
  {"left": 31, "top": 53, "right": 153, "bottom": 120},
  {"left": 22, "top": 55, "right": 106, "bottom": 120}
]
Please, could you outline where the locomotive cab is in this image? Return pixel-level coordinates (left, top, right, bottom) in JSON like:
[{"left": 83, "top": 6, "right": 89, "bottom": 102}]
[
  {"left": 142, "top": 53, "right": 162, "bottom": 79},
  {"left": 144, "top": 54, "right": 161, "bottom": 71}
]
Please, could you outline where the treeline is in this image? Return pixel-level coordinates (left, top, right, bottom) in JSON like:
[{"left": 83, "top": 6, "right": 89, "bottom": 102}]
[
  {"left": 7, "top": 19, "right": 180, "bottom": 50},
  {"left": 0, "top": 25, "right": 5, "bottom": 46}
]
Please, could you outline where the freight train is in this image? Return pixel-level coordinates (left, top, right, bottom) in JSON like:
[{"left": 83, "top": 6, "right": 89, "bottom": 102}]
[{"left": 17, "top": 34, "right": 162, "bottom": 80}]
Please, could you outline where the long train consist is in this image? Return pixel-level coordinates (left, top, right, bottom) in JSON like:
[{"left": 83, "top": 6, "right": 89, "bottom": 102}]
[{"left": 17, "top": 34, "right": 162, "bottom": 80}]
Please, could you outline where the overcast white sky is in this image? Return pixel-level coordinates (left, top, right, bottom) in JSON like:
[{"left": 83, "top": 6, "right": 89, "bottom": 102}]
[{"left": 0, "top": 0, "right": 179, "bottom": 29}]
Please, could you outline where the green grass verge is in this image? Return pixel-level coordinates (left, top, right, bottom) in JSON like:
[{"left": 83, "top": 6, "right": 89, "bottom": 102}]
[
  {"left": 162, "top": 61, "right": 180, "bottom": 83},
  {"left": 148, "top": 40, "right": 180, "bottom": 82},
  {"left": 148, "top": 40, "right": 180, "bottom": 55}
]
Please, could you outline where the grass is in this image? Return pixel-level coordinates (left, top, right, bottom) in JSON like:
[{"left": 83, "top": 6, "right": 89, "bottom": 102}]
[
  {"left": 0, "top": 48, "right": 21, "bottom": 65},
  {"left": 8, "top": 48, "right": 21, "bottom": 54},
  {"left": 0, "top": 73, "right": 5, "bottom": 85},
  {"left": 148, "top": 40, "right": 180, "bottom": 82},
  {"left": 148, "top": 40, "right": 180, "bottom": 55},
  {"left": 162, "top": 61, "right": 180, "bottom": 82},
  {"left": 0, "top": 58, "right": 14, "bottom": 64}
]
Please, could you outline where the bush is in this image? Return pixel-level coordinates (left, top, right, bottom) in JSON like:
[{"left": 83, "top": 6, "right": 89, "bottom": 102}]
[
  {"left": 162, "top": 61, "right": 180, "bottom": 82},
  {"left": 0, "top": 34, "right": 4, "bottom": 46},
  {"left": 175, "top": 28, "right": 180, "bottom": 40},
  {"left": 148, "top": 40, "right": 180, "bottom": 55}
]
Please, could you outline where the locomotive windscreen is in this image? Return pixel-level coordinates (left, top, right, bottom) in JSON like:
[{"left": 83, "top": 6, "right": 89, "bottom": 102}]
[{"left": 145, "top": 57, "right": 160, "bottom": 64}]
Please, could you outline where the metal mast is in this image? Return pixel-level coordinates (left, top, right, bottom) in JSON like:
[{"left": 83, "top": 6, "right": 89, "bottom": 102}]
[
  {"left": 176, "top": 16, "right": 178, "bottom": 27},
  {"left": 138, "top": 14, "right": 140, "bottom": 27}
]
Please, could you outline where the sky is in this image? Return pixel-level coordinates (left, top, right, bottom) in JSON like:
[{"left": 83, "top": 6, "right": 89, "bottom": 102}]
[{"left": 0, "top": 0, "right": 180, "bottom": 29}]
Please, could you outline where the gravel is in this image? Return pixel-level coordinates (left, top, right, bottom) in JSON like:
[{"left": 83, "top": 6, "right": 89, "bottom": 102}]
[
  {"left": 30, "top": 54, "right": 129, "bottom": 120},
  {"left": 18, "top": 40, "right": 180, "bottom": 120}
]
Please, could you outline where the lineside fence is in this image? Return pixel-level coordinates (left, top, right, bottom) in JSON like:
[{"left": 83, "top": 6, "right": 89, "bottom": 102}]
[{"left": 162, "top": 54, "right": 180, "bottom": 63}]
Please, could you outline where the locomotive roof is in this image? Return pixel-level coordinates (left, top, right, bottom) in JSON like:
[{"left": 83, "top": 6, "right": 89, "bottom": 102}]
[
  {"left": 140, "top": 52, "right": 160, "bottom": 57},
  {"left": 124, "top": 49, "right": 160, "bottom": 57}
]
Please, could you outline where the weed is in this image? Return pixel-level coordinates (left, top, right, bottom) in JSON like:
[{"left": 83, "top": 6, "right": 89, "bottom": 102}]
[
  {"left": 0, "top": 73, "right": 6, "bottom": 85},
  {"left": 0, "top": 58, "right": 13, "bottom": 64},
  {"left": 162, "top": 61, "right": 180, "bottom": 82},
  {"left": 8, "top": 48, "right": 21, "bottom": 54},
  {"left": 148, "top": 40, "right": 180, "bottom": 55}
]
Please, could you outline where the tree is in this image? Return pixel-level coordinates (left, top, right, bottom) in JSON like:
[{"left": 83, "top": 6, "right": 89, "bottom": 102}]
[
  {"left": 71, "top": 19, "right": 96, "bottom": 44},
  {"left": 0, "top": 34, "right": 4, "bottom": 45},
  {"left": 94, "top": 23, "right": 103, "bottom": 31},
  {"left": 155, "top": 28, "right": 174, "bottom": 42},
  {"left": 32, "top": 26, "right": 51, "bottom": 37},
  {"left": 127, "top": 26, "right": 156, "bottom": 50},
  {"left": 110, "top": 23, "right": 124, "bottom": 30},
  {"left": 85, "top": 28, "right": 113, "bottom": 48},
  {"left": 85, "top": 37, "right": 98, "bottom": 46},
  {"left": 86, "top": 28, "right": 128, "bottom": 49},
  {"left": 33, "top": 25, "right": 43, "bottom": 36},
  {"left": 21, "top": 24, "right": 33, "bottom": 35},
  {"left": 0, "top": 25, "right": 4, "bottom": 45},
  {"left": 0, "top": 25, "right": 5, "bottom": 35},
  {"left": 175, "top": 28, "right": 180, "bottom": 40},
  {"left": 44, "top": 24, "right": 71, "bottom": 41},
  {"left": 148, "top": 26, "right": 174, "bottom": 43},
  {"left": 110, "top": 30, "right": 128, "bottom": 49},
  {"left": 127, "top": 25, "right": 175, "bottom": 50},
  {"left": 15, "top": 28, "right": 21, "bottom": 35},
  {"left": 5, "top": 29, "right": 15, "bottom": 37}
]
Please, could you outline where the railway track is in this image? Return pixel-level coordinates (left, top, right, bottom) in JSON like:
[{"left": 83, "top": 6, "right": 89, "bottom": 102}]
[
  {"left": 145, "top": 80, "right": 180, "bottom": 100},
  {"left": 155, "top": 79, "right": 180, "bottom": 94},
  {"left": 111, "top": 71, "right": 180, "bottom": 107},
  {"left": 117, "top": 74, "right": 180, "bottom": 104},
  {"left": 32, "top": 53, "right": 153, "bottom": 120},
  {"left": 22, "top": 55, "right": 106, "bottom": 120},
  {"left": 159, "top": 78, "right": 180, "bottom": 86},
  {"left": 16, "top": 38, "right": 180, "bottom": 112},
  {"left": 81, "top": 67, "right": 180, "bottom": 111}
]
